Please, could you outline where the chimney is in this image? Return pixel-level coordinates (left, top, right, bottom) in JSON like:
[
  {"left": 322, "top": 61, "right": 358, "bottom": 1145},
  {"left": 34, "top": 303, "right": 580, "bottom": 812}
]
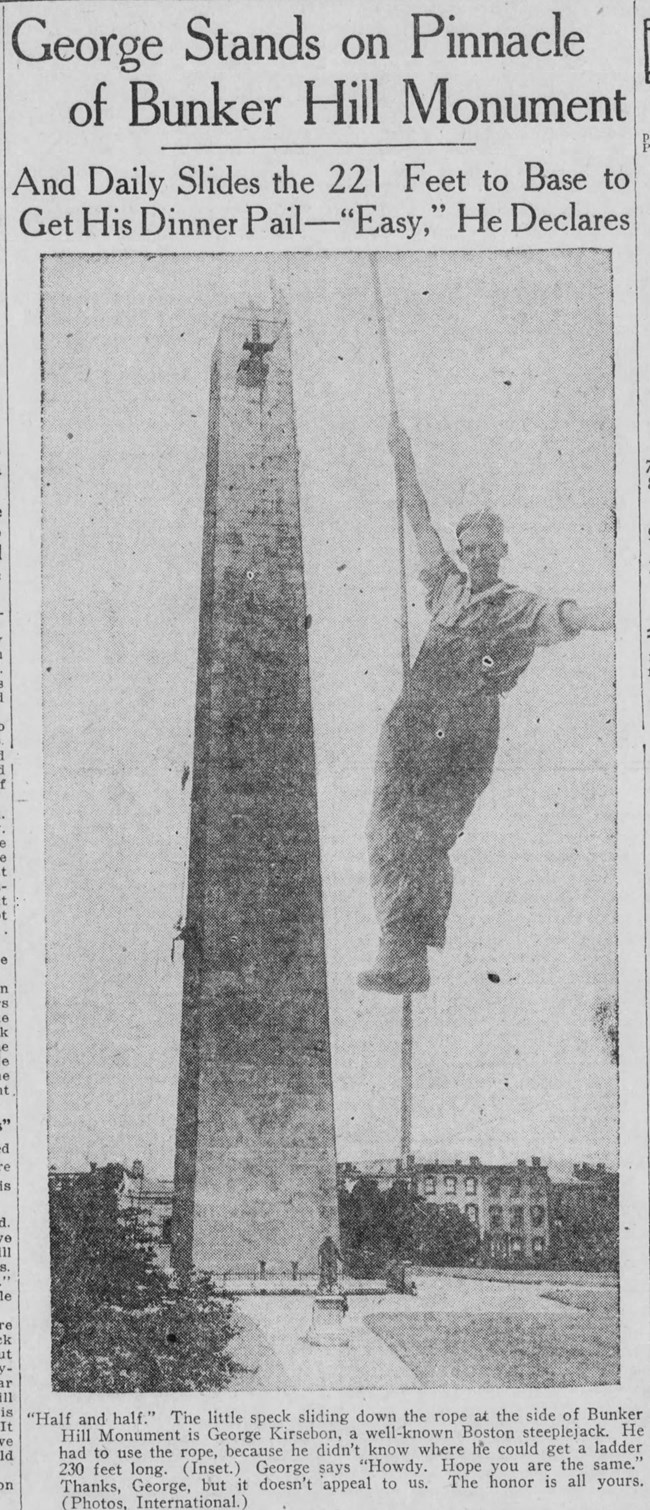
[
  {"left": 517, "top": 1159, "right": 526, "bottom": 1169},
  {"left": 531, "top": 1157, "right": 541, "bottom": 1168},
  {"left": 470, "top": 1155, "right": 480, "bottom": 1167}
]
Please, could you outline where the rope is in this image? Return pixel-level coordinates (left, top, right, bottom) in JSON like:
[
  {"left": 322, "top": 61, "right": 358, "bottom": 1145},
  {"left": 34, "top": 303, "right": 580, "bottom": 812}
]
[
  {"left": 369, "top": 254, "right": 414, "bottom": 1165},
  {"left": 369, "top": 255, "right": 412, "bottom": 699}
]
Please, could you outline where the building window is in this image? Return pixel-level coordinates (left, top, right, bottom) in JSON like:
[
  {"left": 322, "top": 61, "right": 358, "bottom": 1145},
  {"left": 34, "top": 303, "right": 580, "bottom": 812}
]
[
  {"left": 511, "top": 1238, "right": 523, "bottom": 1257},
  {"left": 487, "top": 1177, "right": 501, "bottom": 1197},
  {"left": 444, "top": 1176, "right": 457, "bottom": 1194},
  {"left": 424, "top": 1176, "right": 436, "bottom": 1196},
  {"left": 532, "top": 1237, "right": 545, "bottom": 1257},
  {"left": 531, "top": 1205, "right": 545, "bottom": 1227},
  {"left": 466, "top": 1205, "right": 478, "bottom": 1224},
  {"left": 489, "top": 1205, "right": 503, "bottom": 1230},
  {"left": 161, "top": 1216, "right": 172, "bottom": 1245},
  {"left": 465, "top": 1177, "right": 477, "bottom": 1195},
  {"left": 511, "top": 1206, "right": 524, "bottom": 1231},
  {"left": 510, "top": 1178, "right": 522, "bottom": 1197}
]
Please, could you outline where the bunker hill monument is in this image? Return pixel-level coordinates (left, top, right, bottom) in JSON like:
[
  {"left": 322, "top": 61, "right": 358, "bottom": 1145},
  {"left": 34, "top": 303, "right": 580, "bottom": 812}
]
[{"left": 171, "top": 302, "right": 339, "bottom": 1278}]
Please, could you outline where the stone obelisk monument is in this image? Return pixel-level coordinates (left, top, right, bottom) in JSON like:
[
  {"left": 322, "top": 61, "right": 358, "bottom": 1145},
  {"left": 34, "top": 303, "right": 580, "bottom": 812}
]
[{"left": 172, "top": 301, "right": 339, "bottom": 1278}]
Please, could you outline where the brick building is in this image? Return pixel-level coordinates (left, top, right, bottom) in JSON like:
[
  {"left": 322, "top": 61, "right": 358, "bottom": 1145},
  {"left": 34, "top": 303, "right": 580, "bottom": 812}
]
[
  {"left": 338, "top": 1155, "right": 551, "bottom": 1266},
  {"left": 415, "top": 1156, "right": 550, "bottom": 1265}
]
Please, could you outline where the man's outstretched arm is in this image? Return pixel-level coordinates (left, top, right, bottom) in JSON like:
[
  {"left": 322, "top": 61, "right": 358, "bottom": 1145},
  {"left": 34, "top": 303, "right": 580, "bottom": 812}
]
[
  {"left": 562, "top": 602, "right": 613, "bottom": 632},
  {"left": 388, "top": 425, "right": 451, "bottom": 574},
  {"left": 533, "top": 599, "right": 614, "bottom": 644}
]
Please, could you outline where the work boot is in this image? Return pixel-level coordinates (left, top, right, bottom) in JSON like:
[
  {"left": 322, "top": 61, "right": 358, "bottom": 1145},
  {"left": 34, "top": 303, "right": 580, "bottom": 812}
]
[{"left": 357, "top": 933, "right": 430, "bottom": 995}]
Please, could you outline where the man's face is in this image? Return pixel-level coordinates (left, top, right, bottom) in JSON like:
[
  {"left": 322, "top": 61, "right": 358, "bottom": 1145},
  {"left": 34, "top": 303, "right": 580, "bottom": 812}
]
[{"left": 458, "top": 523, "right": 506, "bottom": 591}]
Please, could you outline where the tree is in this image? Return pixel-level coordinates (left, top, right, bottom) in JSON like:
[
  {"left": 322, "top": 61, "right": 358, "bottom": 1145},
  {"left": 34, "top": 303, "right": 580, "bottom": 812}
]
[
  {"left": 339, "top": 1178, "right": 479, "bottom": 1276},
  {"left": 549, "top": 1172, "right": 619, "bottom": 1273},
  {"left": 414, "top": 1203, "right": 480, "bottom": 1268},
  {"left": 50, "top": 1165, "right": 240, "bottom": 1391},
  {"left": 339, "top": 1178, "right": 392, "bottom": 1278},
  {"left": 50, "top": 1163, "right": 167, "bottom": 1322}
]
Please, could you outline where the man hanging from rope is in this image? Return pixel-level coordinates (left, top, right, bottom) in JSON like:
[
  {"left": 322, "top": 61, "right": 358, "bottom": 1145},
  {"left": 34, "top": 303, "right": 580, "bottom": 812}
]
[{"left": 358, "top": 426, "right": 613, "bottom": 995}]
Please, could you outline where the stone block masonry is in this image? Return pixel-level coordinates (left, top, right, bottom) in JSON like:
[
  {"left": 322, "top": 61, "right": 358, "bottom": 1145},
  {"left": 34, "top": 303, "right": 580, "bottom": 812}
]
[{"left": 172, "top": 302, "right": 339, "bottom": 1277}]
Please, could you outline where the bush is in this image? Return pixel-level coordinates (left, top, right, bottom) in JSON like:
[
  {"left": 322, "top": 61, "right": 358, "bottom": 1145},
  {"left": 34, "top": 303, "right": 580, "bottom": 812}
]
[
  {"left": 549, "top": 1175, "right": 619, "bottom": 1273},
  {"left": 50, "top": 1166, "right": 240, "bottom": 1391},
  {"left": 339, "top": 1178, "right": 479, "bottom": 1277},
  {"left": 414, "top": 1203, "right": 480, "bottom": 1268}
]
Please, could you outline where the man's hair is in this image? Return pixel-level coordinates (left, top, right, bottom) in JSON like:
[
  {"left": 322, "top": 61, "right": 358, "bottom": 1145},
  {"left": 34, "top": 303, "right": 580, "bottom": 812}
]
[{"left": 456, "top": 508, "right": 506, "bottom": 545}]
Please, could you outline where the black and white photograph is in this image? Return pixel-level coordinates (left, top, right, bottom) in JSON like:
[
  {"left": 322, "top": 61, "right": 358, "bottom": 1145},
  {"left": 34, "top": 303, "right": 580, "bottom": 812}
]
[{"left": 42, "top": 249, "right": 618, "bottom": 1393}]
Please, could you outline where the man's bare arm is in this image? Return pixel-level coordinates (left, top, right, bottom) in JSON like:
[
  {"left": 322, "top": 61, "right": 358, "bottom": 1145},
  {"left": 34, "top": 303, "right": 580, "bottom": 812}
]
[
  {"left": 388, "top": 426, "right": 449, "bottom": 574},
  {"left": 533, "top": 599, "right": 613, "bottom": 645},
  {"left": 563, "top": 602, "right": 613, "bottom": 632}
]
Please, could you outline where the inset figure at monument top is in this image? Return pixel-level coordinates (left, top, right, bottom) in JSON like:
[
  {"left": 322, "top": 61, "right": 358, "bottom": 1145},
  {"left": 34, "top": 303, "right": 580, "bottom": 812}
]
[{"left": 236, "top": 318, "right": 277, "bottom": 391}]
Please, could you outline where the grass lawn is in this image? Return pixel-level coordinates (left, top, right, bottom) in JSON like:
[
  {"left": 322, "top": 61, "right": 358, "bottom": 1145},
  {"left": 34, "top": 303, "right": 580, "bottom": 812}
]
[{"left": 365, "top": 1308, "right": 619, "bottom": 1389}]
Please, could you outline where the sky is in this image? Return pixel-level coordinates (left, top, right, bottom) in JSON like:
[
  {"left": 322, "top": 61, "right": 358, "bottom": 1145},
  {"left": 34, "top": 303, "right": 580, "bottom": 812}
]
[{"left": 42, "top": 249, "right": 617, "bottom": 1177}]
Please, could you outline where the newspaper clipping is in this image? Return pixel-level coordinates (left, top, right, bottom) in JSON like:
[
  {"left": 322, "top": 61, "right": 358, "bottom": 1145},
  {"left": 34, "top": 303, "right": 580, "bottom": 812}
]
[{"left": 0, "top": 1, "right": 648, "bottom": 1507}]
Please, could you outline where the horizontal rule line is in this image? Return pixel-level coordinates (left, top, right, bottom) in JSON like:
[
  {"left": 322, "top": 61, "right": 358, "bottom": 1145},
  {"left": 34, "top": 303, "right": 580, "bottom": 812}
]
[{"left": 160, "top": 141, "right": 476, "bottom": 152}]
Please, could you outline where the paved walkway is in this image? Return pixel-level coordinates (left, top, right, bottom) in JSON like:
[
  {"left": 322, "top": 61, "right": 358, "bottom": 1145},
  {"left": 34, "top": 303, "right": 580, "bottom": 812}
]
[
  {"left": 237, "top": 1292, "right": 420, "bottom": 1390},
  {"left": 367, "top": 1271, "right": 571, "bottom": 1316}
]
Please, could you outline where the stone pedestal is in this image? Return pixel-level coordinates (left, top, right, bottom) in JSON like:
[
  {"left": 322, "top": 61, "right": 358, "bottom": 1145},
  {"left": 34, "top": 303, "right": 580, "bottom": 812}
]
[
  {"left": 171, "top": 305, "right": 339, "bottom": 1276},
  {"left": 306, "top": 1293, "right": 350, "bottom": 1348}
]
